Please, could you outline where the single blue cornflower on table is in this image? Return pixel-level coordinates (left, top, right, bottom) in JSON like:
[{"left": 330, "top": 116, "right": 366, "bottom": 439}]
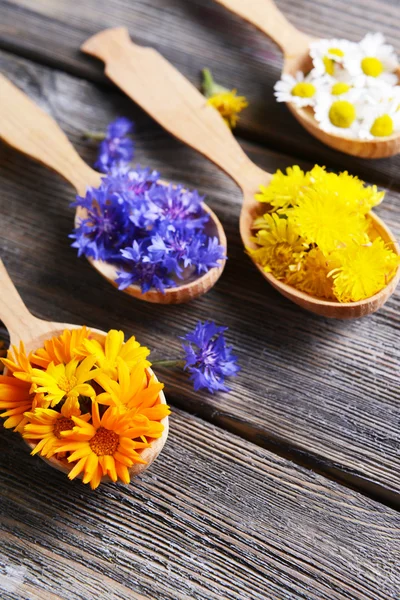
[
  {"left": 181, "top": 321, "right": 240, "bottom": 393},
  {"left": 95, "top": 117, "right": 135, "bottom": 173}
]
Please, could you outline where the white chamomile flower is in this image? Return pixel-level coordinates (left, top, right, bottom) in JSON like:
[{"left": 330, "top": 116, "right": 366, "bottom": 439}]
[
  {"left": 359, "top": 100, "right": 400, "bottom": 139},
  {"left": 317, "top": 79, "right": 364, "bottom": 103},
  {"left": 345, "top": 33, "right": 399, "bottom": 86},
  {"left": 357, "top": 81, "right": 400, "bottom": 109},
  {"left": 274, "top": 71, "right": 321, "bottom": 107},
  {"left": 310, "top": 38, "right": 358, "bottom": 77},
  {"left": 314, "top": 90, "right": 363, "bottom": 137}
]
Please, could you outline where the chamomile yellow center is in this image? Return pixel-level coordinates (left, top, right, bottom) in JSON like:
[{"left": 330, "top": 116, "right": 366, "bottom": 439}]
[
  {"left": 331, "top": 82, "right": 351, "bottom": 95},
  {"left": 58, "top": 375, "right": 78, "bottom": 393},
  {"left": 370, "top": 114, "right": 394, "bottom": 137},
  {"left": 328, "top": 100, "right": 356, "bottom": 128},
  {"left": 90, "top": 427, "right": 119, "bottom": 456},
  {"left": 291, "top": 82, "right": 316, "bottom": 98},
  {"left": 323, "top": 56, "right": 335, "bottom": 75},
  {"left": 323, "top": 49, "right": 344, "bottom": 75},
  {"left": 361, "top": 57, "right": 384, "bottom": 77},
  {"left": 328, "top": 48, "right": 344, "bottom": 57}
]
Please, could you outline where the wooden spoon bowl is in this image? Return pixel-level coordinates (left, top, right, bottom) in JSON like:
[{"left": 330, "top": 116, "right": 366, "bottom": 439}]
[
  {"left": 82, "top": 28, "right": 400, "bottom": 318},
  {"left": 0, "top": 259, "right": 169, "bottom": 479},
  {"left": 214, "top": 0, "right": 400, "bottom": 159},
  {"left": 0, "top": 75, "right": 226, "bottom": 304}
]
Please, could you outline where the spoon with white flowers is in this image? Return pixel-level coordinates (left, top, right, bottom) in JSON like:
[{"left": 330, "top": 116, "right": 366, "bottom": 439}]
[
  {"left": 0, "top": 74, "right": 226, "bottom": 304},
  {"left": 213, "top": 0, "right": 400, "bottom": 158},
  {"left": 81, "top": 28, "right": 400, "bottom": 318},
  {"left": 0, "top": 258, "right": 169, "bottom": 481}
]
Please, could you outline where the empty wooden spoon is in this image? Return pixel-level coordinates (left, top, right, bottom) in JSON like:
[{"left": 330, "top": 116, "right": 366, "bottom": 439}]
[
  {"left": 81, "top": 27, "right": 399, "bottom": 318},
  {"left": 0, "top": 74, "right": 226, "bottom": 304},
  {"left": 0, "top": 258, "right": 168, "bottom": 477},
  {"left": 213, "top": 0, "right": 400, "bottom": 159}
]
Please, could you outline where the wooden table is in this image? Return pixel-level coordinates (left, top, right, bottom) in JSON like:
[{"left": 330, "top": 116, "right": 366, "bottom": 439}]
[{"left": 0, "top": 1, "right": 399, "bottom": 598}]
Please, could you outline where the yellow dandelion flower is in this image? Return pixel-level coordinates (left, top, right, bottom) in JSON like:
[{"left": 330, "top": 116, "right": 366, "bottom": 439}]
[
  {"left": 288, "top": 248, "right": 335, "bottom": 300},
  {"left": 329, "top": 239, "right": 400, "bottom": 302},
  {"left": 251, "top": 213, "right": 306, "bottom": 279},
  {"left": 207, "top": 91, "right": 248, "bottom": 128},
  {"left": 81, "top": 329, "right": 150, "bottom": 379},
  {"left": 30, "top": 326, "right": 91, "bottom": 369},
  {"left": 1, "top": 341, "right": 34, "bottom": 383},
  {"left": 57, "top": 403, "right": 163, "bottom": 489},
  {"left": 290, "top": 186, "right": 368, "bottom": 254},
  {"left": 95, "top": 358, "right": 170, "bottom": 423},
  {"left": 254, "top": 166, "right": 308, "bottom": 212},
  {"left": 23, "top": 403, "right": 91, "bottom": 459},
  {"left": 31, "top": 355, "right": 100, "bottom": 410},
  {"left": 0, "top": 374, "right": 33, "bottom": 432},
  {"left": 202, "top": 68, "right": 248, "bottom": 129},
  {"left": 307, "top": 166, "right": 384, "bottom": 214}
]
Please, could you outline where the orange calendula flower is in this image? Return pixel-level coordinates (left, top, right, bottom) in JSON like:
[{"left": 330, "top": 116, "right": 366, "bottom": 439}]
[
  {"left": 0, "top": 374, "right": 33, "bottom": 432},
  {"left": 81, "top": 329, "right": 150, "bottom": 378},
  {"left": 31, "top": 355, "right": 100, "bottom": 410},
  {"left": 23, "top": 403, "right": 91, "bottom": 459},
  {"left": 30, "top": 326, "right": 91, "bottom": 369},
  {"left": 96, "top": 358, "right": 170, "bottom": 423},
  {"left": 58, "top": 403, "right": 163, "bottom": 489},
  {"left": 2, "top": 341, "right": 34, "bottom": 383}
]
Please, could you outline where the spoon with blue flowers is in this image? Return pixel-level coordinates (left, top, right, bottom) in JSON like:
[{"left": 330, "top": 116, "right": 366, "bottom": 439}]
[{"left": 0, "top": 75, "right": 226, "bottom": 304}]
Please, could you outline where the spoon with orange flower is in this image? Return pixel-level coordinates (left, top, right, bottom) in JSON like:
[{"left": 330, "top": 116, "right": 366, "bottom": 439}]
[
  {"left": 80, "top": 28, "right": 400, "bottom": 318},
  {"left": 213, "top": 0, "right": 400, "bottom": 158},
  {"left": 0, "top": 258, "right": 169, "bottom": 486},
  {"left": 0, "top": 74, "right": 226, "bottom": 304}
]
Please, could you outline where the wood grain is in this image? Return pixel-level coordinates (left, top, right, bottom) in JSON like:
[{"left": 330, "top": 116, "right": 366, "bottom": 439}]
[
  {"left": 2, "top": 0, "right": 400, "bottom": 184},
  {"left": 1, "top": 409, "right": 400, "bottom": 600},
  {"left": 0, "top": 50, "right": 399, "bottom": 502}
]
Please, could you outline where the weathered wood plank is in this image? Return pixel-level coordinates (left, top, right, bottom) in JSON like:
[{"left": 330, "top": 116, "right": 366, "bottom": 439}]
[
  {"left": 2, "top": 0, "right": 400, "bottom": 186},
  {"left": 1, "top": 409, "right": 400, "bottom": 600},
  {"left": 0, "top": 49, "right": 399, "bottom": 500}
]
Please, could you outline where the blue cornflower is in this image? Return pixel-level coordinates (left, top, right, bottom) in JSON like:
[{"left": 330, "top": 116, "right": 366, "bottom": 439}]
[
  {"left": 72, "top": 117, "right": 226, "bottom": 294},
  {"left": 185, "top": 235, "right": 226, "bottom": 274},
  {"left": 181, "top": 321, "right": 239, "bottom": 393},
  {"left": 148, "top": 227, "right": 225, "bottom": 278},
  {"left": 103, "top": 165, "right": 161, "bottom": 228},
  {"left": 95, "top": 117, "right": 135, "bottom": 173},
  {"left": 152, "top": 185, "right": 209, "bottom": 229},
  {"left": 71, "top": 184, "right": 133, "bottom": 262},
  {"left": 116, "top": 241, "right": 176, "bottom": 293}
]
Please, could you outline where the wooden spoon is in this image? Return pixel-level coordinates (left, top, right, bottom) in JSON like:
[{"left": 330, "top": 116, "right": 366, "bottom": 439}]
[
  {"left": 0, "top": 74, "right": 226, "bottom": 304},
  {"left": 0, "top": 258, "right": 168, "bottom": 478},
  {"left": 213, "top": 0, "right": 400, "bottom": 159},
  {"left": 82, "top": 28, "right": 400, "bottom": 318}
]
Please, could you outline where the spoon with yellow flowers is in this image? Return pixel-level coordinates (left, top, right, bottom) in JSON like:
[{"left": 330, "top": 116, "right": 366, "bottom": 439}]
[
  {"left": 0, "top": 74, "right": 226, "bottom": 304},
  {"left": 82, "top": 28, "right": 400, "bottom": 318},
  {"left": 214, "top": 0, "right": 400, "bottom": 158},
  {"left": 0, "top": 258, "right": 169, "bottom": 489}
]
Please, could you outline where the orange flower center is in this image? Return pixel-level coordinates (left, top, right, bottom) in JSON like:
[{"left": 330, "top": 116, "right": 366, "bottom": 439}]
[
  {"left": 89, "top": 427, "right": 119, "bottom": 456},
  {"left": 58, "top": 375, "right": 77, "bottom": 393},
  {"left": 54, "top": 417, "right": 75, "bottom": 439}
]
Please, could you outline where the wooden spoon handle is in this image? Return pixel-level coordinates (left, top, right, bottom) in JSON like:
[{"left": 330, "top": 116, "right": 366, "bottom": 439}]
[
  {"left": 213, "top": 0, "right": 310, "bottom": 56},
  {"left": 0, "top": 75, "right": 99, "bottom": 195},
  {"left": 0, "top": 259, "right": 38, "bottom": 344},
  {"left": 82, "top": 28, "right": 261, "bottom": 190}
]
